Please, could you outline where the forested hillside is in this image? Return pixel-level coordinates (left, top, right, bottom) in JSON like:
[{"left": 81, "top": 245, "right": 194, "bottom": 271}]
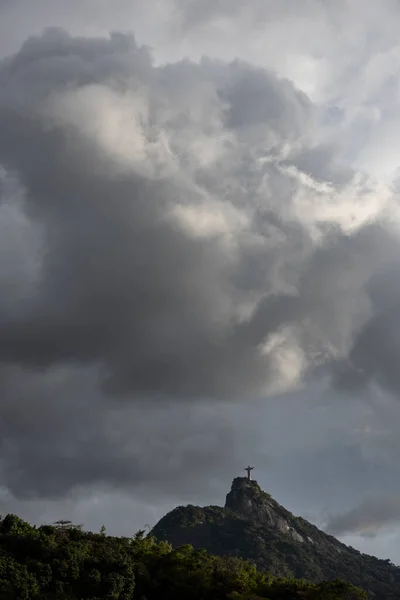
[{"left": 0, "top": 513, "right": 365, "bottom": 599}]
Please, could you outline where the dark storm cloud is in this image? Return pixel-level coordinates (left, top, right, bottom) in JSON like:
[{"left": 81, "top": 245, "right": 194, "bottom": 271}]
[
  {"left": 0, "top": 363, "right": 237, "bottom": 499},
  {"left": 333, "top": 261, "right": 400, "bottom": 395},
  {"left": 326, "top": 495, "right": 400, "bottom": 537},
  {"left": 0, "top": 27, "right": 398, "bottom": 501},
  {"left": 0, "top": 28, "right": 315, "bottom": 400},
  {"left": 0, "top": 28, "right": 314, "bottom": 498}
]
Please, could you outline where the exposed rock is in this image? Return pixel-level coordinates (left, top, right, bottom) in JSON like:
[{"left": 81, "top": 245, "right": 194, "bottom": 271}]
[
  {"left": 290, "top": 529, "right": 304, "bottom": 543},
  {"left": 226, "top": 477, "right": 302, "bottom": 538}
]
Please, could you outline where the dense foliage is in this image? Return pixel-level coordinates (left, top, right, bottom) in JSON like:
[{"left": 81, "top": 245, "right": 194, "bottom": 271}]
[
  {"left": 152, "top": 494, "right": 400, "bottom": 600},
  {"left": 0, "top": 513, "right": 366, "bottom": 599}
]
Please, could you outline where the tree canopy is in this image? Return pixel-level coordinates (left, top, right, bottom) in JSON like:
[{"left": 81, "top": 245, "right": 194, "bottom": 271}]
[{"left": 0, "top": 513, "right": 366, "bottom": 599}]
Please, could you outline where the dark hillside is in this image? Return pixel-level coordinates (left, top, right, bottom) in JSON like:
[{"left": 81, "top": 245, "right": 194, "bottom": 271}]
[
  {"left": 0, "top": 511, "right": 365, "bottom": 599},
  {"left": 151, "top": 477, "right": 400, "bottom": 599}
]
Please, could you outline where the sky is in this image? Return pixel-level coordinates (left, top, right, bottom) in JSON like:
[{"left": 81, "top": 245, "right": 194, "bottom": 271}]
[{"left": 3, "top": 0, "right": 400, "bottom": 564}]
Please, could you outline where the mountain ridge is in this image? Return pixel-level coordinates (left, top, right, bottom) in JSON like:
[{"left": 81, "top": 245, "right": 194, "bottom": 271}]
[{"left": 150, "top": 476, "right": 400, "bottom": 599}]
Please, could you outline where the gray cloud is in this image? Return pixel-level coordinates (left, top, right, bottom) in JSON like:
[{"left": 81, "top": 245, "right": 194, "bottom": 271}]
[
  {"left": 326, "top": 495, "right": 400, "bottom": 537},
  {"left": 0, "top": 26, "right": 399, "bottom": 512},
  {"left": 333, "top": 261, "right": 400, "bottom": 395},
  {"left": 0, "top": 29, "right": 316, "bottom": 499},
  {"left": 175, "top": 0, "right": 327, "bottom": 29},
  {"left": 0, "top": 29, "right": 314, "bottom": 401},
  {"left": 0, "top": 363, "right": 240, "bottom": 500}
]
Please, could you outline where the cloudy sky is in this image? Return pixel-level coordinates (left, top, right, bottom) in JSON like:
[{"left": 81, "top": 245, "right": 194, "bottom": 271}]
[{"left": 3, "top": 0, "right": 400, "bottom": 563}]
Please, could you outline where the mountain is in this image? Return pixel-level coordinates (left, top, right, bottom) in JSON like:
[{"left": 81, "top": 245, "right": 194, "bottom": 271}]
[{"left": 151, "top": 476, "right": 400, "bottom": 599}]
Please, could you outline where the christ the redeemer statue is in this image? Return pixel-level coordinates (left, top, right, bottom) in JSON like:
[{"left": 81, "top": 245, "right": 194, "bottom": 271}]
[{"left": 245, "top": 465, "right": 254, "bottom": 480}]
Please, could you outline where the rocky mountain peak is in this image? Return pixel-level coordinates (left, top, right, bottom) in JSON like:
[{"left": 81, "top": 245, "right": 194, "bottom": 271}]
[
  {"left": 225, "top": 477, "right": 262, "bottom": 510},
  {"left": 225, "top": 477, "right": 293, "bottom": 533}
]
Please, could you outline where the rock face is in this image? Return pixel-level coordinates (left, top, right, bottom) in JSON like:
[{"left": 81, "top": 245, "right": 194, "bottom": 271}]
[
  {"left": 225, "top": 477, "right": 306, "bottom": 542},
  {"left": 151, "top": 476, "right": 400, "bottom": 600},
  {"left": 225, "top": 477, "right": 266, "bottom": 514},
  {"left": 225, "top": 478, "right": 292, "bottom": 533}
]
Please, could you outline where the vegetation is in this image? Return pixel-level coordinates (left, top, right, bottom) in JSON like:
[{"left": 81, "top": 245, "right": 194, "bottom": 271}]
[{"left": 0, "top": 513, "right": 366, "bottom": 599}]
